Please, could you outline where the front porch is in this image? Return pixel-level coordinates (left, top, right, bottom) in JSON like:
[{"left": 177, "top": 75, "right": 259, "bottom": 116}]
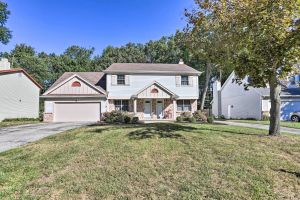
[
  {"left": 108, "top": 98, "right": 197, "bottom": 120},
  {"left": 107, "top": 81, "right": 197, "bottom": 120}
]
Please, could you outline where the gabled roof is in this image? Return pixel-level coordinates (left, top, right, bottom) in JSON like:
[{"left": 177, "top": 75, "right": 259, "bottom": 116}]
[
  {"left": 0, "top": 68, "right": 43, "bottom": 89},
  {"left": 221, "top": 71, "right": 300, "bottom": 98},
  {"left": 132, "top": 81, "right": 179, "bottom": 99},
  {"left": 43, "top": 72, "right": 106, "bottom": 96},
  {"left": 104, "top": 63, "right": 201, "bottom": 75}
]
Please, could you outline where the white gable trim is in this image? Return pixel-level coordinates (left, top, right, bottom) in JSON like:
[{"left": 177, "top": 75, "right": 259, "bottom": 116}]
[
  {"left": 221, "top": 71, "right": 265, "bottom": 97},
  {"left": 132, "top": 81, "right": 179, "bottom": 99},
  {"left": 44, "top": 74, "right": 106, "bottom": 95}
]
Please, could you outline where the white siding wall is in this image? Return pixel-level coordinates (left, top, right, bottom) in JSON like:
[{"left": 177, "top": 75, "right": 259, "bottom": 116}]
[
  {"left": 107, "top": 74, "right": 199, "bottom": 99},
  {"left": 221, "top": 80, "right": 262, "bottom": 120},
  {"left": 0, "top": 72, "right": 40, "bottom": 121}
]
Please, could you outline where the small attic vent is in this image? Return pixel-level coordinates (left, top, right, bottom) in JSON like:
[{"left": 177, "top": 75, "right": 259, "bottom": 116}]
[
  {"left": 151, "top": 88, "right": 159, "bottom": 93},
  {"left": 71, "top": 81, "right": 81, "bottom": 87}
]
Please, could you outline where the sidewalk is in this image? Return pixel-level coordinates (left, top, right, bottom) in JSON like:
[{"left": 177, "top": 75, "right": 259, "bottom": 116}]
[{"left": 215, "top": 121, "right": 300, "bottom": 135}]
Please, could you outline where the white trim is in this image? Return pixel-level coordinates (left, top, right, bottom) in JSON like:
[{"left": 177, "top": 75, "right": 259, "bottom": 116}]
[
  {"left": 43, "top": 74, "right": 107, "bottom": 95},
  {"left": 132, "top": 81, "right": 179, "bottom": 99},
  {"left": 220, "top": 71, "right": 235, "bottom": 91}
]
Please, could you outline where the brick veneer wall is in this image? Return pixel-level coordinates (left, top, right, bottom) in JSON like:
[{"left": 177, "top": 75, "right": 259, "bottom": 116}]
[
  {"left": 43, "top": 113, "right": 53, "bottom": 122},
  {"left": 164, "top": 99, "right": 173, "bottom": 119}
]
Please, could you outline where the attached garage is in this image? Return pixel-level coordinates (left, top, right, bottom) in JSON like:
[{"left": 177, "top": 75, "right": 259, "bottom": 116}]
[{"left": 54, "top": 102, "right": 101, "bottom": 122}]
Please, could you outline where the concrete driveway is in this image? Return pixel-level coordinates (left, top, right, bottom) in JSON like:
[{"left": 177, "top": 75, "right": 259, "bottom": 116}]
[{"left": 0, "top": 122, "right": 90, "bottom": 153}]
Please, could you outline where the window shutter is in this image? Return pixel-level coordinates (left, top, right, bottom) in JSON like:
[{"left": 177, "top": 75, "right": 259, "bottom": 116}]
[
  {"left": 125, "top": 75, "right": 130, "bottom": 85},
  {"left": 175, "top": 76, "right": 181, "bottom": 86},
  {"left": 188, "top": 76, "right": 193, "bottom": 87},
  {"left": 111, "top": 75, "right": 117, "bottom": 86}
]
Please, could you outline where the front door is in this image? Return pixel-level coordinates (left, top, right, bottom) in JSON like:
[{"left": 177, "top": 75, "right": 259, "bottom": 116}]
[
  {"left": 144, "top": 100, "right": 151, "bottom": 119},
  {"left": 156, "top": 100, "right": 164, "bottom": 119}
]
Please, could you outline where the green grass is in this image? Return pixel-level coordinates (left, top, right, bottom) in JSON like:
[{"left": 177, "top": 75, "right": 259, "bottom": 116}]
[
  {"left": 230, "top": 120, "right": 300, "bottom": 129},
  {"left": 0, "top": 123, "right": 299, "bottom": 199},
  {"left": 0, "top": 119, "right": 40, "bottom": 128}
]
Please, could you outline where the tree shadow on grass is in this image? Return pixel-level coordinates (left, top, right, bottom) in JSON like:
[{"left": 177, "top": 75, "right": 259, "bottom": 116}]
[
  {"left": 278, "top": 169, "right": 300, "bottom": 178},
  {"left": 193, "top": 126, "right": 268, "bottom": 137},
  {"left": 127, "top": 123, "right": 197, "bottom": 140}
]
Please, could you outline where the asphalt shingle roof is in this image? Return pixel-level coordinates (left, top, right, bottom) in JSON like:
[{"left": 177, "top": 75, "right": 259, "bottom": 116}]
[
  {"left": 104, "top": 63, "right": 201, "bottom": 75},
  {"left": 44, "top": 72, "right": 106, "bottom": 95}
]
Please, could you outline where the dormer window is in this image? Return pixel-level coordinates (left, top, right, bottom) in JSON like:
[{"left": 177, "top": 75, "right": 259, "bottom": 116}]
[
  {"left": 181, "top": 76, "right": 189, "bottom": 86},
  {"left": 71, "top": 81, "right": 81, "bottom": 87},
  {"left": 117, "top": 75, "right": 125, "bottom": 85}
]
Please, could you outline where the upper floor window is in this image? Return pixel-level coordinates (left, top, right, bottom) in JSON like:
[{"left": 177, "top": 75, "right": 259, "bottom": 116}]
[
  {"left": 71, "top": 81, "right": 81, "bottom": 87},
  {"left": 181, "top": 76, "right": 189, "bottom": 86},
  {"left": 177, "top": 100, "right": 191, "bottom": 111},
  {"left": 117, "top": 75, "right": 125, "bottom": 85},
  {"left": 115, "top": 100, "right": 129, "bottom": 111}
]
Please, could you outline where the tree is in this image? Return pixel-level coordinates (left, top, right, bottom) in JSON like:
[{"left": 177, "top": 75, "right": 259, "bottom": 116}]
[
  {"left": 185, "top": 9, "right": 229, "bottom": 110},
  {"left": 190, "top": 0, "right": 300, "bottom": 135},
  {"left": 7, "top": 44, "right": 49, "bottom": 87},
  {"left": 0, "top": 1, "right": 12, "bottom": 44}
]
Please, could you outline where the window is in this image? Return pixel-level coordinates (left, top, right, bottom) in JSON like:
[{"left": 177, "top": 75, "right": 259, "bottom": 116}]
[
  {"left": 117, "top": 75, "right": 125, "bottom": 85},
  {"left": 177, "top": 100, "right": 191, "bottom": 111},
  {"left": 115, "top": 100, "right": 129, "bottom": 111},
  {"left": 71, "top": 81, "right": 81, "bottom": 87},
  {"left": 181, "top": 76, "right": 189, "bottom": 86}
]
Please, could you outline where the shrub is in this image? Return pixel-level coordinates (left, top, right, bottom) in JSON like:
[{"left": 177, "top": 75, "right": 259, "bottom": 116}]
[
  {"left": 131, "top": 117, "right": 139, "bottom": 124},
  {"left": 262, "top": 112, "right": 270, "bottom": 121},
  {"left": 124, "top": 115, "right": 132, "bottom": 124},
  {"left": 180, "top": 112, "right": 192, "bottom": 118},
  {"left": 207, "top": 116, "right": 214, "bottom": 124},
  {"left": 219, "top": 115, "right": 225, "bottom": 120},
  {"left": 188, "top": 117, "right": 196, "bottom": 123},
  {"left": 103, "top": 111, "right": 138, "bottom": 124},
  {"left": 176, "top": 116, "right": 183, "bottom": 122},
  {"left": 193, "top": 111, "right": 207, "bottom": 122},
  {"left": 2, "top": 118, "right": 40, "bottom": 122}
]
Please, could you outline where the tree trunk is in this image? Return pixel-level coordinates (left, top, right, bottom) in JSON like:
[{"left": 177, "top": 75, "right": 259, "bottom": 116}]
[
  {"left": 200, "top": 62, "right": 212, "bottom": 110},
  {"left": 269, "top": 75, "right": 281, "bottom": 136}
]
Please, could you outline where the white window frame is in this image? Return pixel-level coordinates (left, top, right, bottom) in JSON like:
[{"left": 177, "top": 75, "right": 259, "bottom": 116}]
[
  {"left": 181, "top": 75, "right": 189, "bottom": 86},
  {"left": 117, "top": 75, "right": 125, "bottom": 85},
  {"left": 115, "top": 100, "right": 129, "bottom": 111},
  {"left": 177, "top": 100, "right": 191, "bottom": 111}
]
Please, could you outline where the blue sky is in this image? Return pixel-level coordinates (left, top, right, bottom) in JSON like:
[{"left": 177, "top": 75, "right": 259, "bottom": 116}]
[{"left": 1, "top": 0, "right": 195, "bottom": 55}]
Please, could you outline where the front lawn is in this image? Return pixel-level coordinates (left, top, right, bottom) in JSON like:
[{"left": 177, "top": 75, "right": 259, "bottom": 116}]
[
  {"left": 0, "top": 118, "right": 40, "bottom": 128},
  {"left": 0, "top": 123, "right": 299, "bottom": 199},
  {"left": 230, "top": 120, "right": 300, "bottom": 129}
]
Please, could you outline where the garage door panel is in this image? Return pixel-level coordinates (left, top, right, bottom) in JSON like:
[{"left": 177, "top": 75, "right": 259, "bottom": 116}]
[{"left": 54, "top": 103, "right": 100, "bottom": 122}]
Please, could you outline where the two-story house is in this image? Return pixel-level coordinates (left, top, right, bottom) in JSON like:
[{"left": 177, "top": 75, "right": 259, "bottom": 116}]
[{"left": 42, "top": 62, "right": 201, "bottom": 122}]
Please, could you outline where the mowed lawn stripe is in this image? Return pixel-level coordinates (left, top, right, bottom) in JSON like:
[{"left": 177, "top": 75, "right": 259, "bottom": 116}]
[{"left": 0, "top": 123, "right": 299, "bottom": 199}]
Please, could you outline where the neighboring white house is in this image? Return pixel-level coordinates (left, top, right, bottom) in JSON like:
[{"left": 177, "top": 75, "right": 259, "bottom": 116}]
[
  {"left": 0, "top": 58, "right": 42, "bottom": 121},
  {"left": 42, "top": 62, "right": 201, "bottom": 122},
  {"left": 212, "top": 72, "right": 300, "bottom": 121}
]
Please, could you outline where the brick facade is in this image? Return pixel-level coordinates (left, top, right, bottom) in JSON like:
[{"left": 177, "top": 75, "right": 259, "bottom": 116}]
[{"left": 43, "top": 113, "right": 53, "bottom": 122}]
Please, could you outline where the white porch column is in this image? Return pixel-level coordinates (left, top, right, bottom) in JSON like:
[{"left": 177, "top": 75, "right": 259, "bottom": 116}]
[
  {"left": 173, "top": 99, "right": 176, "bottom": 120},
  {"left": 133, "top": 99, "right": 137, "bottom": 114}
]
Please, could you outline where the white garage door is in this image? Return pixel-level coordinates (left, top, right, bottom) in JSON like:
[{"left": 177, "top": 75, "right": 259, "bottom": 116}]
[{"left": 54, "top": 102, "right": 100, "bottom": 122}]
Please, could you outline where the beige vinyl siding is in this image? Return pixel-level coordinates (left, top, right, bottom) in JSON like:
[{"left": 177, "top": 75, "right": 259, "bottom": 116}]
[
  {"left": 0, "top": 72, "right": 40, "bottom": 121},
  {"left": 137, "top": 84, "right": 171, "bottom": 99},
  {"left": 50, "top": 77, "right": 99, "bottom": 95}
]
